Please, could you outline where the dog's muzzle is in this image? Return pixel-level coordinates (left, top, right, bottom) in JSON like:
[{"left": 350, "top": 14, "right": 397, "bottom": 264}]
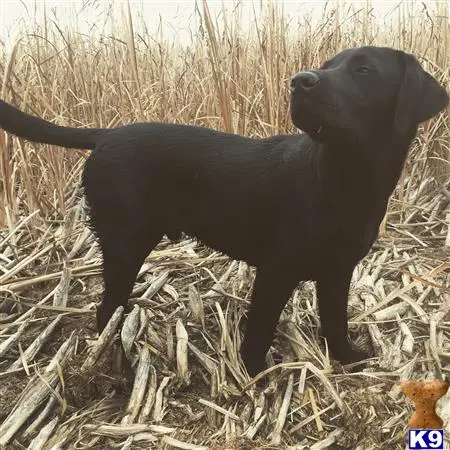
[{"left": 290, "top": 71, "right": 320, "bottom": 93}]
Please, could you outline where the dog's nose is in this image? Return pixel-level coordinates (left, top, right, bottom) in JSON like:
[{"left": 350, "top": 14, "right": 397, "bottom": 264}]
[{"left": 290, "top": 71, "right": 320, "bottom": 91}]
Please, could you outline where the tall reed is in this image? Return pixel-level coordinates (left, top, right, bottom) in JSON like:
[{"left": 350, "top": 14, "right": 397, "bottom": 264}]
[{"left": 0, "top": 0, "right": 448, "bottom": 229}]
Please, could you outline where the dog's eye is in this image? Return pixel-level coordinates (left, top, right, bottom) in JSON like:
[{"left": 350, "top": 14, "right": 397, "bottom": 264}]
[{"left": 355, "top": 66, "right": 371, "bottom": 74}]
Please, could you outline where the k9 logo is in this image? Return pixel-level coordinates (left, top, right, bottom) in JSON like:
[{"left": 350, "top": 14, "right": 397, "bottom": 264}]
[{"left": 408, "top": 429, "right": 444, "bottom": 450}]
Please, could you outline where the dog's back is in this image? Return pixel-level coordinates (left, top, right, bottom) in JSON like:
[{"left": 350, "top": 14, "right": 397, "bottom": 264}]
[{"left": 82, "top": 122, "right": 319, "bottom": 265}]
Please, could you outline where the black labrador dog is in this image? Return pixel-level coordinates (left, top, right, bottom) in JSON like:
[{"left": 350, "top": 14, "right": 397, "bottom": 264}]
[{"left": 0, "top": 46, "right": 447, "bottom": 376}]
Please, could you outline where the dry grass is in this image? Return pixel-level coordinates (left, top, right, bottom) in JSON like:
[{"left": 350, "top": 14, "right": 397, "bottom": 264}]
[{"left": 0, "top": 0, "right": 449, "bottom": 448}]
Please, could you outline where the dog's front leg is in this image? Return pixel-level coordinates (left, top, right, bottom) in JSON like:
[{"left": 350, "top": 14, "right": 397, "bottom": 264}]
[
  {"left": 241, "top": 266, "right": 299, "bottom": 377},
  {"left": 317, "top": 265, "right": 369, "bottom": 365}
]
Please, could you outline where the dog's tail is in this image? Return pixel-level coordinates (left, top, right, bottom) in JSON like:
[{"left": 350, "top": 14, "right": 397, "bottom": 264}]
[{"left": 0, "top": 99, "right": 107, "bottom": 150}]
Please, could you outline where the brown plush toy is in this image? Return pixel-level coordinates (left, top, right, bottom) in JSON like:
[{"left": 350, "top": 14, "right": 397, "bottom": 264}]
[{"left": 401, "top": 379, "right": 449, "bottom": 429}]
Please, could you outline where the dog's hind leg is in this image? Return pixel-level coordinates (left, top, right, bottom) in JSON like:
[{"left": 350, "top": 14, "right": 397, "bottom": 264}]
[{"left": 96, "top": 225, "right": 162, "bottom": 333}]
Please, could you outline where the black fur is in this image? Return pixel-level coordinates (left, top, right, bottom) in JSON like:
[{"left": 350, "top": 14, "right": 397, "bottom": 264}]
[{"left": 0, "top": 46, "right": 447, "bottom": 376}]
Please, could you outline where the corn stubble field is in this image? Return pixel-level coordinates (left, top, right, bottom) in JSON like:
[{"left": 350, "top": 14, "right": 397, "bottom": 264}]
[{"left": 0, "top": 1, "right": 449, "bottom": 449}]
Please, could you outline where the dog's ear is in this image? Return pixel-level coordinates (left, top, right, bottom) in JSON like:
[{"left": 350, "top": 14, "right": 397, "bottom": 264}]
[{"left": 394, "top": 51, "right": 449, "bottom": 135}]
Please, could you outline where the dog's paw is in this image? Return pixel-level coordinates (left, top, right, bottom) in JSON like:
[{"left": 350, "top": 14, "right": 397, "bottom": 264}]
[
  {"left": 324, "top": 334, "right": 371, "bottom": 366},
  {"left": 340, "top": 347, "right": 371, "bottom": 364},
  {"left": 243, "top": 356, "right": 266, "bottom": 377},
  {"left": 241, "top": 348, "right": 266, "bottom": 378},
  {"left": 335, "top": 346, "right": 372, "bottom": 372}
]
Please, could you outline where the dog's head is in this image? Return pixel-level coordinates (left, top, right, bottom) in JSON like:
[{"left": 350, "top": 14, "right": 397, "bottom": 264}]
[{"left": 290, "top": 46, "right": 448, "bottom": 144}]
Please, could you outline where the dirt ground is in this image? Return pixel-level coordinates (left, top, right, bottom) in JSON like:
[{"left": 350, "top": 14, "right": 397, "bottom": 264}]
[{"left": 0, "top": 179, "right": 449, "bottom": 449}]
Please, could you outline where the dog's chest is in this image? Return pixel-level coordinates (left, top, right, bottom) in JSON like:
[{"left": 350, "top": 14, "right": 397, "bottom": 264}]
[
  {"left": 300, "top": 216, "right": 380, "bottom": 271},
  {"left": 336, "top": 220, "right": 380, "bottom": 264}
]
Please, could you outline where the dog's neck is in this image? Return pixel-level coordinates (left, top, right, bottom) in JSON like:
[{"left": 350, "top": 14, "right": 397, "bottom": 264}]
[
  {"left": 314, "top": 128, "right": 417, "bottom": 229},
  {"left": 319, "top": 126, "right": 416, "bottom": 192}
]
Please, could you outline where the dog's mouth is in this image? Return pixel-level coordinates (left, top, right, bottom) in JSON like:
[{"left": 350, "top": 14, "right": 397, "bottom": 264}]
[
  {"left": 300, "top": 124, "right": 324, "bottom": 142},
  {"left": 290, "top": 94, "right": 334, "bottom": 141},
  {"left": 307, "top": 125, "right": 326, "bottom": 141},
  {"left": 290, "top": 105, "right": 325, "bottom": 139}
]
